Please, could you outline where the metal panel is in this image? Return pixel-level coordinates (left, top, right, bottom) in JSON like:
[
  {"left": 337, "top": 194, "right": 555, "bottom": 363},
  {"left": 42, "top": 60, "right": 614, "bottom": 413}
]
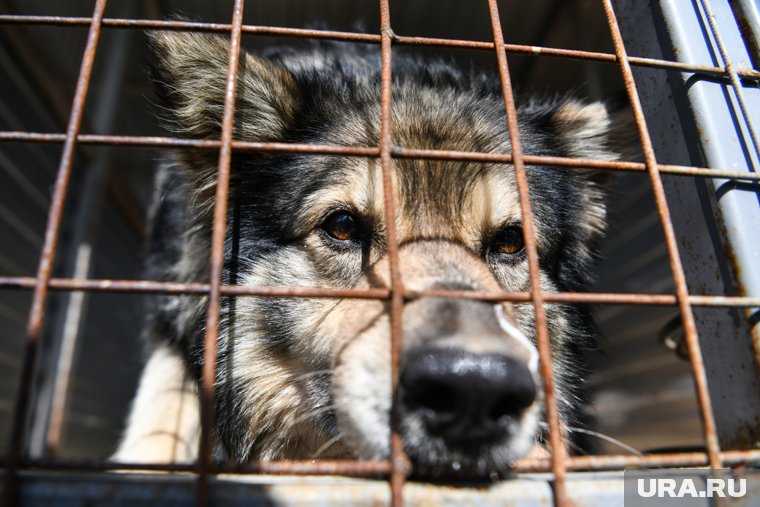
[
  {"left": 10, "top": 468, "right": 760, "bottom": 506},
  {"left": 10, "top": 471, "right": 630, "bottom": 507},
  {"left": 617, "top": 0, "right": 760, "bottom": 450}
]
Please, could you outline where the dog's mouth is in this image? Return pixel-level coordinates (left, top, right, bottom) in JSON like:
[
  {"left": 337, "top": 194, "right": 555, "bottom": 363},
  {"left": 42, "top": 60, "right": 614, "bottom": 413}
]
[{"left": 398, "top": 412, "right": 542, "bottom": 479}]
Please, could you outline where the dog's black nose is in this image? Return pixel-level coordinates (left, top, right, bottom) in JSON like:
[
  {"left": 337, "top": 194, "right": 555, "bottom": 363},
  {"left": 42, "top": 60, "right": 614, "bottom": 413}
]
[{"left": 400, "top": 348, "right": 536, "bottom": 443}]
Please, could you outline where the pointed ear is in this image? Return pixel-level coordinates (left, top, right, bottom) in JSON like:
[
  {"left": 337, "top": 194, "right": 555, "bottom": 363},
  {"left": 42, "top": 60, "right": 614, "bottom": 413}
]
[
  {"left": 548, "top": 99, "right": 643, "bottom": 242},
  {"left": 147, "top": 31, "right": 301, "bottom": 143},
  {"left": 549, "top": 99, "right": 642, "bottom": 168},
  {"left": 523, "top": 98, "right": 642, "bottom": 244}
]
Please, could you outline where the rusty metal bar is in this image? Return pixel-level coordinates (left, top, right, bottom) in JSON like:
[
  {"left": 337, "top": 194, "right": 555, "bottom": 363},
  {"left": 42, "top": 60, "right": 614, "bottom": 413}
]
[
  {"left": 3, "top": 277, "right": 760, "bottom": 307},
  {"left": 0, "top": 1, "right": 109, "bottom": 506},
  {"left": 401, "top": 35, "right": 760, "bottom": 81},
  {"left": 0, "top": 15, "right": 380, "bottom": 42},
  {"left": 485, "top": 1, "right": 567, "bottom": 506},
  {"left": 0, "top": 132, "right": 381, "bottom": 156},
  {"left": 0, "top": 277, "right": 388, "bottom": 298},
  {"left": 698, "top": 0, "right": 760, "bottom": 169},
  {"left": 40, "top": 0, "right": 136, "bottom": 458},
  {"left": 394, "top": 148, "right": 760, "bottom": 181},
  {"left": 1, "top": 14, "right": 760, "bottom": 80},
  {"left": 517, "top": 448, "right": 760, "bottom": 472},
  {"left": 7, "top": 447, "right": 760, "bottom": 476},
  {"left": 600, "top": 0, "right": 722, "bottom": 470},
  {"left": 194, "top": 0, "right": 245, "bottom": 505},
  {"left": 0, "top": 0, "right": 756, "bottom": 496},
  {"left": 3, "top": 131, "right": 758, "bottom": 181},
  {"left": 377, "top": 2, "right": 410, "bottom": 506},
  {"left": 16, "top": 458, "right": 392, "bottom": 476}
]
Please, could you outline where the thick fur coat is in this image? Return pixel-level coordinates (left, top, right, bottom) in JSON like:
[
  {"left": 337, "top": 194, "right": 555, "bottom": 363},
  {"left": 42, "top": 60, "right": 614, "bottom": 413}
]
[{"left": 114, "top": 31, "right": 635, "bottom": 475}]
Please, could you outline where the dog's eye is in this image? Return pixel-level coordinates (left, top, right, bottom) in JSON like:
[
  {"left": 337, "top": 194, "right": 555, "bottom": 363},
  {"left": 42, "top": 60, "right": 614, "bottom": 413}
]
[
  {"left": 322, "top": 211, "right": 360, "bottom": 242},
  {"left": 493, "top": 226, "right": 525, "bottom": 256}
]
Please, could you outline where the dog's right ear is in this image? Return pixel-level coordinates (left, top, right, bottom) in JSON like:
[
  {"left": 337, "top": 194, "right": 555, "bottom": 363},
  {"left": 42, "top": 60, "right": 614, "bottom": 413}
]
[{"left": 147, "top": 31, "right": 301, "bottom": 143}]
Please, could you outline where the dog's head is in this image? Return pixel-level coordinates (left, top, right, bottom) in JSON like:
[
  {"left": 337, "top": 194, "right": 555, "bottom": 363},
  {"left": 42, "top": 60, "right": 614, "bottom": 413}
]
[{"left": 148, "top": 31, "right": 636, "bottom": 475}]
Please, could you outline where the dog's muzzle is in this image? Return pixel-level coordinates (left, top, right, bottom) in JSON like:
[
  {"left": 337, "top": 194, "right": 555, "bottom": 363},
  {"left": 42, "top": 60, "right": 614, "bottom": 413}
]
[
  {"left": 393, "top": 280, "right": 540, "bottom": 471},
  {"left": 336, "top": 240, "right": 541, "bottom": 472}
]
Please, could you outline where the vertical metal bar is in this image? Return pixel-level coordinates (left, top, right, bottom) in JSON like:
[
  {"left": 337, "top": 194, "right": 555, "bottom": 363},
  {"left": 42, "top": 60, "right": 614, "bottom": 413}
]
[
  {"left": 378, "top": 1, "right": 410, "bottom": 506},
  {"left": 728, "top": 0, "right": 760, "bottom": 69},
  {"left": 42, "top": 243, "right": 91, "bottom": 455},
  {"left": 36, "top": 0, "right": 136, "bottom": 456},
  {"left": 196, "top": 1, "right": 246, "bottom": 505},
  {"left": 699, "top": 0, "right": 760, "bottom": 168},
  {"left": 485, "top": 2, "right": 567, "bottom": 506},
  {"left": 1, "top": 0, "right": 109, "bottom": 505},
  {"left": 600, "top": 0, "right": 722, "bottom": 469}
]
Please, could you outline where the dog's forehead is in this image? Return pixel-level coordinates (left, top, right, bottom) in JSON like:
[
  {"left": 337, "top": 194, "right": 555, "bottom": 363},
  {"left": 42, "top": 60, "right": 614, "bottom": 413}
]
[
  {"left": 294, "top": 90, "right": 551, "bottom": 243},
  {"left": 302, "top": 157, "right": 522, "bottom": 243},
  {"left": 394, "top": 159, "right": 521, "bottom": 240}
]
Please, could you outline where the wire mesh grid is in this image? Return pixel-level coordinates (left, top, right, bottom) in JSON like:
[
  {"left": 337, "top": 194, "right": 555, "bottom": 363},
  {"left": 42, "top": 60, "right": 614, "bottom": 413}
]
[{"left": 1, "top": 0, "right": 759, "bottom": 506}]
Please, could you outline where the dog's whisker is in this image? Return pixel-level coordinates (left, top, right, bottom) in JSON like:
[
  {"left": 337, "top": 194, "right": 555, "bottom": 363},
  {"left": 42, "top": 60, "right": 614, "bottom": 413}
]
[
  {"left": 565, "top": 426, "right": 642, "bottom": 456},
  {"left": 538, "top": 422, "right": 642, "bottom": 456},
  {"left": 564, "top": 435, "right": 591, "bottom": 456},
  {"left": 312, "top": 434, "right": 342, "bottom": 459}
]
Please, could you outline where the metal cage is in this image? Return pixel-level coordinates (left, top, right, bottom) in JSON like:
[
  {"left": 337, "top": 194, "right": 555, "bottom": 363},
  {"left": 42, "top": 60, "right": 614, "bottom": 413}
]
[{"left": 0, "top": 0, "right": 759, "bottom": 506}]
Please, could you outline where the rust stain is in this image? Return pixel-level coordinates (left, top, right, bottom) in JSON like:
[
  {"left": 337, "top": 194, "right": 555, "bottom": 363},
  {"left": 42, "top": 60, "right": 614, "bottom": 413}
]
[
  {"left": 728, "top": 416, "right": 760, "bottom": 451},
  {"left": 712, "top": 210, "right": 760, "bottom": 380}
]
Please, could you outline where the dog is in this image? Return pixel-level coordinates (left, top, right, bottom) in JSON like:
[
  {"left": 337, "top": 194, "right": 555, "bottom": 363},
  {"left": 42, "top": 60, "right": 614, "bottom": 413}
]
[{"left": 113, "top": 30, "right": 636, "bottom": 476}]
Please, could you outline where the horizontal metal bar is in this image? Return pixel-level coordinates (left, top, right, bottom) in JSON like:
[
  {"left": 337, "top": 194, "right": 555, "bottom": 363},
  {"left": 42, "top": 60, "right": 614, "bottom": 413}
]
[
  {"left": 0, "top": 15, "right": 758, "bottom": 80},
  {"left": 0, "top": 276, "right": 758, "bottom": 307},
  {"left": 518, "top": 449, "right": 760, "bottom": 472},
  {"left": 0, "top": 132, "right": 381, "bottom": 157},
  {"left": 397, "top": 35, "right": 760, "bottom": 81},
  {"left": 413, "top": 289, "right": 760, "bottom": 307},
  {"left": 17, "top": 459, "right": 392, "bottom": 476},
  {"left": 0, "top": 277, "right": 390, "bottom": 299},
  {"left": 0, "top": 15, "right": 380, "bottom": 42},
  {"left": 1, "top": 132, "right": 758, "bottom": 181},
  {"left": 394, "top": 146, "right": 760, "bottom": 180},
  {"left": 7, "top": 448, "right": 759, "bottom": 475}
]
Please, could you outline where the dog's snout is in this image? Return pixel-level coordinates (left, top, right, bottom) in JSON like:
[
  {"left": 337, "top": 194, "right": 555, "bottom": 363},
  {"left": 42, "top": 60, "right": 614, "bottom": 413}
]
[{"left": 400, "top": 348, "right": 536, "bottom": 443}]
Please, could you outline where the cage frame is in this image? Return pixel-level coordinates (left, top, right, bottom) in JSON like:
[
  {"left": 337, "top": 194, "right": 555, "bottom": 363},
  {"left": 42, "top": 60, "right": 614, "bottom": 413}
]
[{"left": 1, "top": 1, "right": 760, "bottom": 506}]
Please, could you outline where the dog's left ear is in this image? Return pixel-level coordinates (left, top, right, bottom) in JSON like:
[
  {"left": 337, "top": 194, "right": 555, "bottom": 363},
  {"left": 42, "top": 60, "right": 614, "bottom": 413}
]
[
  {"left": 523, "top": 98, "right": 641, "bottom": 253},
  {"left": 547, "top": 99, "right": 641, "bottom": 171}
]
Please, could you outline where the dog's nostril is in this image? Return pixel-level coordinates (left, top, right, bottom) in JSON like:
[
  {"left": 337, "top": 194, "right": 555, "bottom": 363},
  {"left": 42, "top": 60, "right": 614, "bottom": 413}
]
[
  {"left": 410, "top": 380, "right": 458, "bottom": 418},
  {"left": 489, "top": 392, "right": 532, "bottom": 422},
  {"left": 489, "top": 368, "right": 538, "bottom": 422},
  {"left": 489, "top": 397, "right": 515, "bottom": 423},
  {"left": 400, "top": 348, "right": 536, "bottom": 442}
]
